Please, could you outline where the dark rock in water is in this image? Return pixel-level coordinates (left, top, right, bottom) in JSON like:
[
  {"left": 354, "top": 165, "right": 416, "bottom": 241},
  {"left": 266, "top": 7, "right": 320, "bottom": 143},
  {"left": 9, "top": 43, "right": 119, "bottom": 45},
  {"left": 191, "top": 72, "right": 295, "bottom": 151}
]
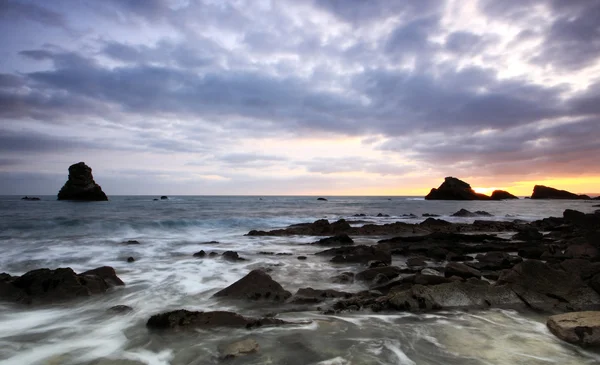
[
  {"left": 531, "top": 185, "right": 590, "bottom": 200},
  {"left": 146, "top": 310, "right": 294, "bottom": 330},
  {"left": 472, "top": 252, "right": 520, "bottom": 270},
  {"left": 407, "top": 257, "right": 427, "bottom": 267},
  {"left": 422, "top": 213, "right": 440, "bottom": 217},
  {"left": 377, "top": 213, "right": 391, "bottom": 217},
  {"left": 491, "top": 190, "right": 519, "bottom": 200},
  {"left": 160, "top": 196, "right": 168, "bottom": 200},
  {"left": 317, "top": 197, "right": 327, "bottom": 201},
  {"left": 108, "top": 305, "right": 133, "bottom": 314},
  {"left": 297, "top": 256, "right": 307, "bottom": 260},
  {"left": 57, "top": 162, "right": 108, "bottom": 201},
  {"left": 193, "top": 250, "right": 206, "bottom": 258},
  {"left": 420, "top": 217, "right": 452, "bottom": 226},
  {"left": 222, "top": 251, "right": 246, "bottom": 261},
  {"left": 0, "top": 266, "right": 124, "bottom": 304},
  {"left": 209, "top": 252, "right": 218, "bottom": 257},
  {"left": 289, "top": 288, "right": 352, "bottom": 304},
  {"left": 153, "top": 198, "right": 159, "bottom": 201},
  {"left": 368, "top": 260, "right": 388, "bottom": 268},
  {"left": 126, "top": 257, "right": 135, "bottom": 263},
  {"left": 213, "top": 269, "right": 291, "bottom": 302},
  {"left": 356, "top": 266, "right": 403, "bottom": 282},
  {"left": 331, "top": 272, "right": 354, "bottom": 284},
  {"left": 425, "top": 177, "right": 490, "bottom": 200},
  {"left": 123, "top": 240, "right": 140, "bottom": 245},
  {"left": 445, "top": 262, "right": 481, "bottom": 279},
  {"left": 21, "top": 196, "right": 40, "bottom": 201},
  {"left": 218, "top": 338, "right": 259, "bottom": 359},
  {"left": 312, "top": 234, "right": 354, "bottom": 246},
  {"left": 248, "top": 219, "right": 351, "bottom": 236},
  {"left": 518, "top": 246, "right": 545, "bottom": 259},
  {"left": 316, "top": 245, "right": 391, "bottom": 265},
  {"left": 547, "top": 312, "right": 600, "bottom": 347},
  {"left": 353, "top": 213, "right": 367, "bottom": 217},
  {"left": 512, "top": 227, "right": 543, "bottom": 241},
  {"left": 451, "top": 209, "right": 493, "bottom": 217},
  {"left": 447, "top": 252, "right": 474, "bottom": 262}
]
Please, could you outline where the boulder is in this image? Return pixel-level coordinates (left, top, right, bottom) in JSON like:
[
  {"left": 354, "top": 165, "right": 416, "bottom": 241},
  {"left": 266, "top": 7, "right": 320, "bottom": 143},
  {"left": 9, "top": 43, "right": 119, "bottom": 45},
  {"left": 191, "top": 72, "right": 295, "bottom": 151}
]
[
  {"left": 565, "top": 244, "right": 600, "bottom": 260},
  {"left": 218, "top": 338, "right": 259, "bottom": 359},
  {"left": 547, "top": 311, "right": 600, "bottom": 347},
  {"left": 445, "top": 262, "right": 481, "bottom": 279},
  {"left": 490, "top": 190, "right": 519, "bottom": 200},
  {"left": 0, "top": 267, "right": 124, "bottom": 304},
  {"left": 512, "top": 227, "right": 543, "bottom": 241},
  {"left": 222, "top": 251, "right": 246, "bottom": 261},
  {"left": 289, "top": 288, "right": 352, "bottom": 304},
  {"left": 146, "top": 310, "right": 292, "bottom": 330},
  {"left": 57, "top": 162, "right": 108, "bottom": 201},
  {"left": 425, "top": 177, "right": 491, "bottom": 200},
  {"left": 213, "top": 270, "right": 291, "bottom": 302},
  {"left": 193, "top": 250, "right": 206, "bottom": 258},
  {"left": 126, "top": 257, "right": 135, "bottom": 263},
  {"left": 317, "top": 245, "right": 391, "bottom": 265},
  {"left": 312, "top": 234, "right": 354, "bottom": 246},
  {"left": 518, "top": 246, "right": 545, "bottom": 259},
  {"left": 355, "top": 266, "right": 403, "bottom": 282},
  {"left": 407, "top": 257, "right": 427, "bottom": 267},
  {"left": 531, "top": 185, "right": 589, "bottom": 200},
  {"left": 160, "top": 196, "right": 168, "bottom": 200},
  {"left": 331, "top": 272, "right": 354, "bottom": 284}
]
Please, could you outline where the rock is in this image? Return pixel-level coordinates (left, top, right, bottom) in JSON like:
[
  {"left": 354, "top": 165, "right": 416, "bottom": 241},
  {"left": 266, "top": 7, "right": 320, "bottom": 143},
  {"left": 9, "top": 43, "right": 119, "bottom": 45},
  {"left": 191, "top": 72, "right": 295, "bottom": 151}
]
[
  {"left": 289, "top": 288, "right": 352, "bottom": 304},
  {"left": 451, "top": 209, "right": 492, "bottom": 217},
  {"left": 531, "top": 185, "right": 590, "bottom": 200},
  {"left": 160, "top": 196, "right": 168, "bottom": 200},
  {"left": 445, "top": 262, "right": 481, "bottom": 279},
  {"left": 297, "top": 256, "right": 307, "bottom": 260},
  {"left": 209, "top": 252, "right": 218, "bottom": 257},
  {"left": 123, "top": 240, "right": 140, "bottom": 245},
  {"left": 421, "top": 268, "right": 442, "bottom": 276},
  {"left": 512, "top": 227, "right": 543, "bottom": 241},
  {"left": 368, "top": 260, "right": 388, "bottom": 268},
  {"left": 491, "top": 190, "right": 519, "bottom": 200},
  {"left": 407, "top": 257, "right": 427, "bottom": 267},
  {"left": 377, "top": 213, "right": 391, "bottom": 217},
  {"left": 146, "top": 310, "right": 294, "bottom": 330},
  {"left": 422, "top": 213, "right": 440, "bottom": 217},
  {"left": 446, "top": 252, "right": 474, "bottom": 262},
  {"left": 317, "top": 197, "right": 328, "bottom": 201},
  {"left": 127, "top": 257, "right": 135, "bottom": 263},
  {"left": 560, "top": 259, "right": 600, "bottom": 280},
  {"left": 317, "top": 245, "right": 391, "bottom": 265},
  {"left": 590, "top": 274, "right": 600, "bottom": 294},
  {"left": 222, "top": 251, "right": 245, "bottom": 261},
  {"left": 547, "top": 312, "right": 600, "bottom": 347},
  {"left": 518, "top": 246, "right": 545, "bottom": 259},
  {"left": 193, "top": 250, "right": 206, "bottom": 258},
  {"left": 312, "top": 234, "right": 354, "bottom": 246},
  {"left": 213, "top": 270, "right": 291, "bottom": 302},
  {"left": 566, "top": 244, "right": 600, "bottom": 260},
  {"left": 373, "top": 273, "right": 390, "bottom": 285},
  {"left": 425, "top": 177, "right": 490, "bottom": 200},
  {"left": 563, "top": 209, "right": 600, "bottom": 228},
  {"left": 21, "top": 196, "right": 40, "bottom": 201},
  {"left": 57, "top": 162, "right": 108, "bottom": 201},
  {"left": 108, "top": 305, "right": 133, "bottom": 314},
  {"left": 356, "top": 266, "right": 403, "bottom": 282},
  {"left": 331, "top": 272, "right": 354, "bottom": 284},
  {"left": 0, "top": 266, "right": 124, "bottom": 304},
  {"left": 218, "top": 338, "right": 259, "bottom": 359},
  {"left": 153, "top": 198, "right": 159, "bottom": 201}
]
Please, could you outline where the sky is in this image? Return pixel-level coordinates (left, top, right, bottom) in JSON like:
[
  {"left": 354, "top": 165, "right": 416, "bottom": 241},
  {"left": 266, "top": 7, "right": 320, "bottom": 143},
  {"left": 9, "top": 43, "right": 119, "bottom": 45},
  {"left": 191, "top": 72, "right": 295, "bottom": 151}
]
[{"left": 1, "top": 0, "right": 599, "bottom": 196}]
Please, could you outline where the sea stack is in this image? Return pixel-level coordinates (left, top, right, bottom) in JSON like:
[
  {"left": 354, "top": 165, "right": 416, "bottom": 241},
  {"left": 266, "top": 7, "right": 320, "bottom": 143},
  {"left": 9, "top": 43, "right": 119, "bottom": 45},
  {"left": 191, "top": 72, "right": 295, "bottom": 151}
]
[
  {"left": 531, "top": 185, "right": 590, "bottom": 200},
  {"left": 425, "top": 177, "right": 490, "bottom": 200},
  {"left": 57, "top": 162, "right": 108, "bottom": 201}
]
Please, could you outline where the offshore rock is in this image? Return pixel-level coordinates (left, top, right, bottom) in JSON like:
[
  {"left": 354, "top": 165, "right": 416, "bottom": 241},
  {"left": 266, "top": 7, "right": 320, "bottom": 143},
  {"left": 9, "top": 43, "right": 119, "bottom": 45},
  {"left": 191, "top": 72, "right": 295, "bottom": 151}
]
[
  {"left": 312, "top": 234, "right": 354, "bottom": 246},
  {"left": 213, "top": 269, "right": 291, "bottom": 302},
  {"left": 57, "top": 162, "right": 108, "bottom": 201},
  {"left": 531, "top": 185, "right": 590, "bottom": 200},
  {"left": 146, "top": 310, "right": 293, "bottom": 330},
  {"left": 547, "top": 311, "right": 600, "bottom": 347},
  {"left": 425, "top": 177, "right": 490, "bottom": 200},
  {"left": 491, "top": 190, "right": 519, "bottom": 200}
]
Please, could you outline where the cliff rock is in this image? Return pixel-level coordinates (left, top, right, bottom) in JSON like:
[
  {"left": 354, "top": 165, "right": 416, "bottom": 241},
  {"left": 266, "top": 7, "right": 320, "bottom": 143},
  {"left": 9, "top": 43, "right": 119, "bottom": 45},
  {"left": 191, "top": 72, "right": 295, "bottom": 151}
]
[
  {"left": 425, "top": 177, "right": 490, "bottom": 200},
  {"left": 57, "top": 162, "right": 108, "bottom": 201},
  {"left": 531, "top": 185, "right": 590, "bottom": 200}
]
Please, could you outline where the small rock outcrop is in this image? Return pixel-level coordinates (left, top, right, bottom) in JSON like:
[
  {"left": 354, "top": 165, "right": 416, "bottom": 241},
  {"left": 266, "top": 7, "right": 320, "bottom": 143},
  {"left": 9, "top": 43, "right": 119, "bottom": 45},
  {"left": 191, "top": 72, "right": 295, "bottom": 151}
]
[
  {"left": 218, "top": 338, "right": 260, "bottom": 359},
  {"left": 451, "top": 209, "right": 493, "bottom": 217},
  {"left": 490, "top": 190, "right": 519, "bottom": 200},
  {"left": 425, "top": 177, "right": 490, "bottom": 200},
  {"left": 531, "top": 185, "right": 590, "bottom": 200},
  {"left": 547, "top": 311, "right": 600, "bottom": 347},
  {"left": 146, "top": 310, "right": 292, "bottom": 330},
  {"left": 21, "top": 196, "right": 40, "bottom": 201},
  {"left": 317, "top": 197, "right": 328, "bottom": 201},
  {"left": 57, "top": 162, "right": 108, "bottom": 201},
  {"left": 212, "top": 270, "right": 291, "bottom": 301},
  {"left": 312, "top": 234, "right": 354, "bottom": 246}
]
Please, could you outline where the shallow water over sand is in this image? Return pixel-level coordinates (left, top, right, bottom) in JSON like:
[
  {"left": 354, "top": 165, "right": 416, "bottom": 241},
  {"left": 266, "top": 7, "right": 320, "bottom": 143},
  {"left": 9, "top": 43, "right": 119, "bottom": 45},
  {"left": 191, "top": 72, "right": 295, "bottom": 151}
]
[{"left": 1, "top": 196, "right": 599, "bottom": 365}]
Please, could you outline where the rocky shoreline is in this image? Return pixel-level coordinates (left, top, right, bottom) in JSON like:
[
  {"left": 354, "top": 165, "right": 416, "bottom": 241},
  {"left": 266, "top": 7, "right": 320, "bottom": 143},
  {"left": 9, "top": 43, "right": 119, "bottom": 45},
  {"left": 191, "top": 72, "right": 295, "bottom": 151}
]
[{"left": 2, "top": 206, "right": 600, "bottom": 353}]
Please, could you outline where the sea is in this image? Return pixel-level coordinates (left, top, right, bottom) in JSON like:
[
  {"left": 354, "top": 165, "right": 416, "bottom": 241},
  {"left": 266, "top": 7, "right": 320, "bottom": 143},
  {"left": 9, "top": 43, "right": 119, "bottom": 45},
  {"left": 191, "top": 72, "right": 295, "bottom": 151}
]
[{"left": 1, "top": 195, "right": 599, "bottom": 365}]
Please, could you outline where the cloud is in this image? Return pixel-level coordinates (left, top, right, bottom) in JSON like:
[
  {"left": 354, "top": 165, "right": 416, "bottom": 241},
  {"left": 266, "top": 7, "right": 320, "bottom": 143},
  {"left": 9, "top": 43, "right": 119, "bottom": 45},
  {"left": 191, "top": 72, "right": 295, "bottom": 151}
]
[{"left": 0, "top": 0, "right": 66, "bottom": 28}]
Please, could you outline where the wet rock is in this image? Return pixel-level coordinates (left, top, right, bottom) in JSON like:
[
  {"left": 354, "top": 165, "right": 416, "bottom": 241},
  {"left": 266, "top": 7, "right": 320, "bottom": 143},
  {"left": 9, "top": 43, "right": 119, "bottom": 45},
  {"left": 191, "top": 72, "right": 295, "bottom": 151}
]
[
  {"left": 547, "top": 311, "right": 600, "bottom": 347},
  {"left": 422, "top": 213, "right": 440, "bottom": 217},
  {"left": 331, "top": 272, "right": 354, "bottom": 284},
  {"left": 425, "top": 177, "right": 491, "bottom": 200},
  {"left": 289, "top": 288, "right": 352, "bottom": 304},
  {"left": 518, "top": 246, "right": 545, "bottom": 259},
  {"left": 451, "top": 209, "right": 493, "bottom": 217},
  {"left": 193, "top": 250, "right": 206, "bottom": 258},
  {"left": 368, "top": 260, "right": 388, "bottom": 268},
  {"left": 218, "top": 338, "right": 259, "bottom": 359},
  {"left": 146, "top": 310, "right": 294, "bottom": 330},
  {"left": 108, "top": 305, "right": 133, "bottom": 314},
  {"left": 447, "top": 252, "right": 474, "bottom": 262},
  {"left": 213, "top": 269, "right": 291, "bottom": 302},
  {"left": 445, "top": 262, "right": 481, "bottom": 279},
  {"left": 377, "top": 213, "right": 391, "bottom": 217},
  {"left": 160, "top": 196, "right": 168, "bottom": 200},
  {"left": 297, "top": 256, "right": 307, "bottom": 260},
  {"left": 353, "top": 213, "right": 367, "bottom": 217},
  {"left": 21, "top": 196, "right": 40, "bottom": 201},
  {"left": 222, "top": 251, "right": 246, "bottom": 261},
  {"left": 1, "top": 266, "right": 124, "bottom": 304},
  {"left": 317, "top": 245, "right": 391, "bottom": 265},
  {"left": 427, "top": 247, "right": 450, "bottom": 260},
  {"left": 123, "top": 240, "right": 140, "bottom": 245},
  {"left": 531, "top": 185, "right": 590, "bottom": 200},
  {"left": 421, "top": 268, "right": 442, "bottom": 276},
  {"left": 565, "top": 243, "right": 600, "bottom": 260},
  {"left": 373, "top": 273, "right": 390, "bottom": 285},
  {"left": 126, "top": 257, "right": 135, "bottom": 263},
  {"left": 474, "top": 252, "right": 515, "bottom": 270},
  {"left": 491, "top": 190, "right": 519, "bottom": 200},
  {"left": 57, "top": 162, "right": 108, "bottom": 201},
  {"left": 356, "top": 266, "right": 403, "bottom": 282},
  {"left": 317, "top": 197, "right": 327, "bottom": 201},
  {"left": 312, "top": 234, "right": 354, "bottom": 246},
  {"left": 209, "top": 252, "right": 219, "bottom": 257},
  {"left": 407, "top": 257, "right": 427, "bottom": 267},
  {"left": 512, "top": 227, "right": 544, "bottom": 241},
  {"left": 560, "top": 259, "right": 600, "bottom": 280}
]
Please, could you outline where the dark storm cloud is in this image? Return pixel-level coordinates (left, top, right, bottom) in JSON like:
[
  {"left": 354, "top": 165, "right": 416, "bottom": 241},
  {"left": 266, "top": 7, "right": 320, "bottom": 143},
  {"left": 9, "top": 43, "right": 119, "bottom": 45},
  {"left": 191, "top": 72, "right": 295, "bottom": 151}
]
[{"left": 0, "top": 129, "right": 96, "bottom": 153}]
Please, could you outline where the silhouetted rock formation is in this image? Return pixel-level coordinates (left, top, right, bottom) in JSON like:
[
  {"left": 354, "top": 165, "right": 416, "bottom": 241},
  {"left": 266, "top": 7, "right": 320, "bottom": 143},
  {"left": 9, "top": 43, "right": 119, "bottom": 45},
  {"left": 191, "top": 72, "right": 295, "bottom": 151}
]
[
  {"left": 57, "top": 162, "right": 108, "bottom": 201},
  {"left": 531, "top": 185, "right": 590, "bottom": 200},
  {"left": 21, "top": 196, "right": 40, "bottom": 201},
  {"left": 490, "top": 190, "right": 518, "bottom": 200},
  {"left": 425, "top": 177, "right": 490, "bottom": 200}
]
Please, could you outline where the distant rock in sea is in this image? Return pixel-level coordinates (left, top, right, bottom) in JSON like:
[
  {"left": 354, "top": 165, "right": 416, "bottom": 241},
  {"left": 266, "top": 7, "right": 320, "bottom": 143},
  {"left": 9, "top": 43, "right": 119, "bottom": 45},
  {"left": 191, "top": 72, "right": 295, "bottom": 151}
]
[
  {"left": 531, "top": 185, "right": 590, "bottom": 200},
  {"left": 21, "top": 196, "right": 40, "bottom": 201},
  {"left": 57, "top": 162, "right": 108, "bottom": 201},
  {"left": 160, "top": 196, "right": 168, "bottom": 200},
  {"left": 317, "top": 197, "right": 328, "bottom": 201},
  {"left": 425, "top": 177, "right": 491, "bottom": 200},
  {"left": 490, "top": 190, "right": 519, "bottom": 200}
]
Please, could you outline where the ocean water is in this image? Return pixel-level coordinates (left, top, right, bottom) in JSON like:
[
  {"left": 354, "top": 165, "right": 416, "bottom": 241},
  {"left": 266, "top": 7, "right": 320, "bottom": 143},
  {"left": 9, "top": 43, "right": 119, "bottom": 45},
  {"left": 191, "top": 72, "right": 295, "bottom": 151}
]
[{"left": 0, "top": 195, "right": 599, "bottom": 365}]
